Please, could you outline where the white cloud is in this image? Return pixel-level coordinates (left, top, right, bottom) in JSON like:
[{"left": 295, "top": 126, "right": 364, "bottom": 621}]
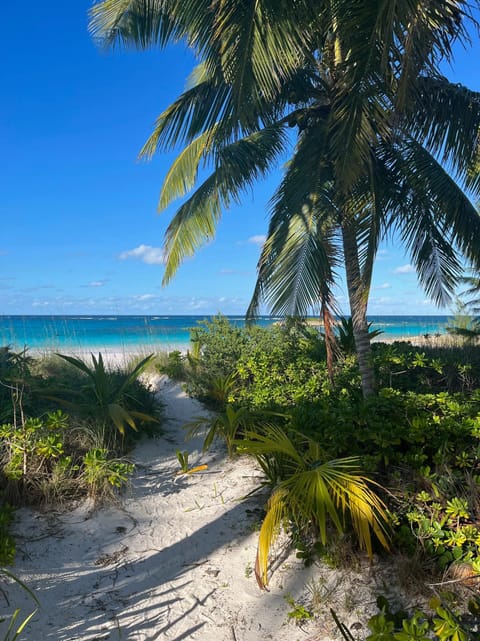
[
  {"left": 119, "top": 244, "right": 166, "bottom": 265},
  {"left": 134, "top": 294, "right": 156, "bottom": 301},
  {"left": 247, "top": 235, "right": 266, "bottom": 246},
  {"left": 89, "top": 281, "right": 106, "bottom": 288},
  {"left": 394, "top": 264, "right": 414, "bottom": 275},
  {"left": 375, "top": 282, "right": 391, "bottom": 290}
]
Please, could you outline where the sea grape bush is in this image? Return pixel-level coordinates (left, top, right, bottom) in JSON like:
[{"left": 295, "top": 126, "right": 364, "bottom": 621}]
[
  {"left": 0, "top": 410, "right": 70, "bottom": 486},
  {"left": 333, "top": 594, "right": 480, "bottom": 641},
  {"left": 179, "top": 315, "right": 336, "bottom": 406},
  {"left": 372, "top": 341, "right": 480, "bottom": 392}
]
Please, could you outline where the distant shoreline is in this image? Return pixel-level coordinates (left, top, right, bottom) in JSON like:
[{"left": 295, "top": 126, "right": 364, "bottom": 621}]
[
  {"left": 23, "top": 333, "right": 463, "bottom": 370},
  {"left": 1, "top": 314, "right": 453, "bottom": 354}
]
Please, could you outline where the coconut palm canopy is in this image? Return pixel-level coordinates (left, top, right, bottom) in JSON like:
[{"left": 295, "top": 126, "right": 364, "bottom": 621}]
[{"left": 90, "top": 0, "right": 480, "bottom": 394}]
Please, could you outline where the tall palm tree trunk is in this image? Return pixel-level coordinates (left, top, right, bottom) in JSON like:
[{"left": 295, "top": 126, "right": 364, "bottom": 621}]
[{"left": 341, "top": 219, "right": 375, "bottom": 396}]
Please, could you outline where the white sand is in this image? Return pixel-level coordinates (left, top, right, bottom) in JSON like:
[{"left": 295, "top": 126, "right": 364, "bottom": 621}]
[{"left": 1, "top": 375, "right": 413, "bottom": 641}]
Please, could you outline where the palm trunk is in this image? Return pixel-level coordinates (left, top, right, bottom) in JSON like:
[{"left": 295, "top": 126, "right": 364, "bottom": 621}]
[{"left": 341, "top": 220, "right": 375, "bottom": 396}]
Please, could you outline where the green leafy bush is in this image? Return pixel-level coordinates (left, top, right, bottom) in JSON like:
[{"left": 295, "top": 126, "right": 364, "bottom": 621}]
[
  {"left": 82, "top": 448, "right": 134, "bottom": 500},
  {"left": 373, "top": 341, "right": 480, "bottom": 393},
  {"left": 0, "top": 409, "right": 135, "bottom": 505},
  {"left": 184, "top": 315, "right": 337, "bottom": 408},
  {"left": 157, "top": 350, "right": 188, "bottom": 380},
  {"left": 0, "top": 410, "right": 71, "bottom": 500},
  {"left": 332, "top": 593, "right": 480, "bottom": 641},
  {"left": 0, "top": 347, "right": 34, "bottom": 425}
]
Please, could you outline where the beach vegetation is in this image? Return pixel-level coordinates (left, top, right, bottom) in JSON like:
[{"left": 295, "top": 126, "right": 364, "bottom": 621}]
[
  {"left": 336, "top": 317, "right": 383, "bottom": 355},
  {"left": 51, "top": 352, "right": 159, "bottom": 440},
  {"left": 82, "top": 447, "right": 134, "bottom": 500},
  {"left": 446, "top": 282, "right": 480, "bottom": 342},
  {"left": 284, "top": 593, "right": 314, "bottom": 624},
  {"left": 236, "top": 425, "right": 390, "bottom": 589},
  {"left": 331, "top": 592, "right": 480, "bottom": 641},
  {"left": 0, "top": 409, "right": 134, "bottom": 506},
  {"left": 157, "top": 349, "right": 187, "bottom": 380},
  {"left": 186, "top": 403, "right": 274, "bottom": 458},
  {"left": 174, "top": 315, "right": 332, "bottom": 407},
  {"left": 174, "top": 449, "right": 208, "bottom": 476},
  {"left": 0, "top": 347, "right": 35, "bottom": 425},
  {"left": 0, "top": 504, "right": 15, "bottom": 565},
  {"left": 179, "top": 320, "right": 480, "bottom": 589},
  {"left": 0, "top": 349, "right": 163, "bottom": 552}
]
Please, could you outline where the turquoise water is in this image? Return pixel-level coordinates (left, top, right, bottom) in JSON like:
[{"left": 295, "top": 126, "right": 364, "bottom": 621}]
[{"left": 0, "top": 315, "right": 452, "bottom": 353}]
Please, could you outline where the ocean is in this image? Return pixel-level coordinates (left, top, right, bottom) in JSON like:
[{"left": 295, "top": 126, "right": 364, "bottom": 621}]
[{"left": 0, "top": 315, "right": 454, "bottom": 354}]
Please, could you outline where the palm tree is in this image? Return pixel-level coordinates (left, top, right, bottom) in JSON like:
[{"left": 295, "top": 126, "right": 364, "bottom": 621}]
[
  {"left": 90, "top": 1, "right": 480, "bottom": 395},
  {"left": 446, "top": 273, "right": 480, "bottom": 340},
  {"left": 243, "top": 63, "right": 480, "bottom": 393}
]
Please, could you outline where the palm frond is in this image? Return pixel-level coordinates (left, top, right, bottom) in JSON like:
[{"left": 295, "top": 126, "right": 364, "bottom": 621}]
[
  {"left": 162, "top": 124, "right": 288, "bottom": 282},
  {"left": 406, "top": 76, "right": 480, "bottom": 181},
  {"left": 387, "top": 138, "right": 480, "bottom": 304},
  {"left": 89, "top": 0, "right": 185, "bottom": 49},
  {"left": 140, "top": 78, "right": 232, "bottom": 155},
  {"left": 210, "top": 0, "right": 318, "bottom": 108},
  {"left": 239, "top": 425, "right": 306, "bottom": 469},
  {"left": 159, "top": 128, "right": 217, "bottom": 209},
  {"left": 282, "top": 466, "right": 344, "bottom": 545},
  {"left": 250, "top": 437, "right": 390, "bottom": 588},
  {"left": 248, "top": 207, "right": 339, "bottom": 319},
  {"left": 255, "top": 487, "right": 287, "bottom": 589}
]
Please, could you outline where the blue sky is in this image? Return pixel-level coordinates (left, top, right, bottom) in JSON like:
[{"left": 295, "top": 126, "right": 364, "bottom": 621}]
[{"left": 1, "top": 2, "right": 479, "bottom": 316}]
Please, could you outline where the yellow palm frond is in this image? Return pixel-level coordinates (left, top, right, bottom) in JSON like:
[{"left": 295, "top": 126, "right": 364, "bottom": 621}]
[{"left": 255, "top": 487, "right": 288, "bottom": 590}]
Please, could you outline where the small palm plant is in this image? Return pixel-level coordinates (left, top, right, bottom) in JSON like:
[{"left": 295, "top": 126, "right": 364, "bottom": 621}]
[
  {"left": 336, "top": 317, "right": 383, "bottom": 354},
  {"left": 53, "top": 352, "right": 158, "bottom": 436},
  {"left": 237, "top": 425, "right": 390, "bottom": 589},
  {"left": 186, "top": 404, "right": 254, "bottom": 457}
]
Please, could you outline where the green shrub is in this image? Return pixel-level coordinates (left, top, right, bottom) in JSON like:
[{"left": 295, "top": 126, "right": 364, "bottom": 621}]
[
  {"left": 373, "top": 341, "right": 480, "bottom": 393},
  {"left": 82, "top": 448, "right": 134, "bottom": 501},
  {"left": 185, "top": 315, "right": 337, "bottom": 408},
  {"left": 0, "top": 347, "right": 35, "bottom": 425},
  {"left": 0, "top": 409, "right": 135, "bottom": 505},
  {"left": 184, "top": 320, "right": 480, "bottom": 579},
  {"left": 332, "top": 593, "right": 480, "bottom": 641},
  {"left": 156, "top": 350, "right": 188, "bottom": 380},
  {"left": 0, "top": 410, "right": 71, "bottom": 501}
]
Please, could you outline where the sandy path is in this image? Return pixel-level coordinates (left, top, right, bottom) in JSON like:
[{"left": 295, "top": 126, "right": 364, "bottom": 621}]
[{"left": 3, "top": 377, "right": 354, "bottom": 641}]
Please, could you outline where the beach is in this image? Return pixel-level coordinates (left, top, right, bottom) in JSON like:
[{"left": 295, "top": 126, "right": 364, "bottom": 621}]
[
  {"left": 0, "top": 315, "right": 452, "bottom": 355},
  {"left": 2, "top": 371, "right": 412, "bottom": 641}
]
